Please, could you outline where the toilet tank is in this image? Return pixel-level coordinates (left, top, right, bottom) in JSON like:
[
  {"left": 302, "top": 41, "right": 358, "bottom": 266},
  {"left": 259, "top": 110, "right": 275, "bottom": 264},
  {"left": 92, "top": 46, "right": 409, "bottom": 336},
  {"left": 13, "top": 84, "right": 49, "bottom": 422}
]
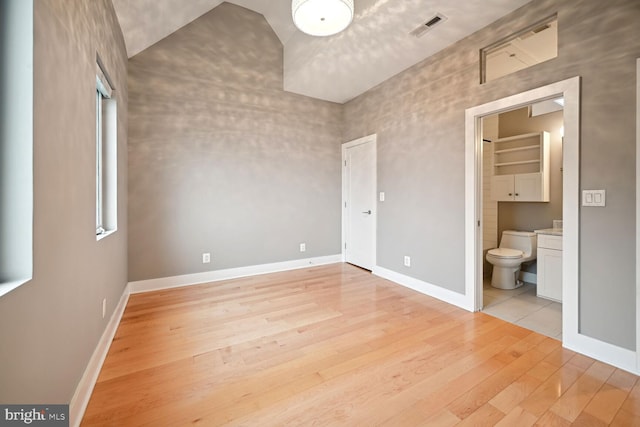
[{"left": 500, "top": 230, "right": 537, "bottom": 258}]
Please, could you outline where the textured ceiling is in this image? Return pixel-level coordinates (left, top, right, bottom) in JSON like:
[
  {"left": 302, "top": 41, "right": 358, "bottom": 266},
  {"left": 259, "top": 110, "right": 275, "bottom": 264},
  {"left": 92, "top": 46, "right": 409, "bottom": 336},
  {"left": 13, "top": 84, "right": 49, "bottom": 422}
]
[{"left": 112, "top": 0, "right": 532, "bottom": 103}]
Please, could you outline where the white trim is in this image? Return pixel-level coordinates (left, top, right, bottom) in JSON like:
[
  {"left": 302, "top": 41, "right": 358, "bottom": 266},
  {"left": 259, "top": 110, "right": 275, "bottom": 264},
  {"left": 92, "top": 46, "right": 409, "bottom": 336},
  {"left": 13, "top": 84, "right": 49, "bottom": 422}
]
[
  {"left": 341, "top": 134, "right": 377, "bottom": 269},
  {"left": 69, "top": 284, "right": 130, "bottom": 427},
  {"left": 465, "top": 77, "right": 581, "bottom": 316},
  {"left": 465, "top": 77, "right": 639, "bottom": 372},
  {"left": 465, "top": 99, "right": 484, "bottom": 311},
  {"left": 129, "top": 255, "right": 342, "bottom": 294},
  {"left": 96, "top": 229, "right": 116, "bottom": 241},
  {"left": 465, "top": 88, "right": 568, "bottom": 308},
  {"left": 69, "top": 255, "right": 341, "bottom": 425},
  {"left": 373, "top": 266, "right": 472, "bottom": 311},
  {"left": 636, "top": 58, "right": 640, "bottom": 372},
  {"left": 0, "top": 278, "right": 30, "bottom": 298},
  {"left": 564, "top": 333, "right": 638, "bottom": 375}
]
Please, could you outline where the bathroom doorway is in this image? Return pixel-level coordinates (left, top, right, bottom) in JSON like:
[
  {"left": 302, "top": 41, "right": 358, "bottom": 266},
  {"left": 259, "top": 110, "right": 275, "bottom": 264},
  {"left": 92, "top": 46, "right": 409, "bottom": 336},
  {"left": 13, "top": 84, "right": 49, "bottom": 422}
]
[
  {"left": 464, "top": 77, "right": 581, "bottom": 348},
  {"left": 480, "top": 102, "right": 564, "bottom": 339}
]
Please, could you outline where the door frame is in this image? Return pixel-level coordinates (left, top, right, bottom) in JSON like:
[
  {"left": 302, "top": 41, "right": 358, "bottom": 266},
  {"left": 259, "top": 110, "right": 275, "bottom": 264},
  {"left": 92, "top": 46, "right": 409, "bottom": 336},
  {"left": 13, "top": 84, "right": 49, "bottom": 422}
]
[
  {"left": 636, "top": 58, "right": 640, "bottom": 372},
  {"left": 342, "top": 134, "right": 377, "bottom": 268},
  {"left": 466, "top": 76, "right": 639, "bottom": 374},
  {"left": 466, "top": 79, "right": 580, "bottom": 332}
]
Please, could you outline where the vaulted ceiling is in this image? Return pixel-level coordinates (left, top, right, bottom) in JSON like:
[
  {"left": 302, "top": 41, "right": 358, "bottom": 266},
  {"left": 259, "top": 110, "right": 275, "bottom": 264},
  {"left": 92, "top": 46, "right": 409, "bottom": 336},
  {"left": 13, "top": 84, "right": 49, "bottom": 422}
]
[{"left": 111, "top": 0, "right": 532, "bottom": 103}]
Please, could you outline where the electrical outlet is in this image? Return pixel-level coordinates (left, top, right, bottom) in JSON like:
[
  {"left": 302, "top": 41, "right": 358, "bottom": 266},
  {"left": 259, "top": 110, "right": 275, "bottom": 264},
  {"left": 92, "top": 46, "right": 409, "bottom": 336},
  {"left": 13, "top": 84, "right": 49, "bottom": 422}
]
[
  {"left": 102, "top": 298, "right": 106, "bottom": 319},
  {"left": 404, "top": 256, "right": 411, "bottom": 267},
  {"left": 300, "top": 243, "right": 306, "bottom": 252},
  {"left": 202, "top": 252, "right": 211, "bottom": 263}
]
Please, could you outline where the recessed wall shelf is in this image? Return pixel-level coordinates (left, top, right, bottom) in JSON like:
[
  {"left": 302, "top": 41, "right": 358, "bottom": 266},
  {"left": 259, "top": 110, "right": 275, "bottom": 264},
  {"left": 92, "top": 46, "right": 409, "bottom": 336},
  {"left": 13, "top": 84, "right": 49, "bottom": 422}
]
[{"left": 491, "top": 131, "right": 550, "bottom": 202}]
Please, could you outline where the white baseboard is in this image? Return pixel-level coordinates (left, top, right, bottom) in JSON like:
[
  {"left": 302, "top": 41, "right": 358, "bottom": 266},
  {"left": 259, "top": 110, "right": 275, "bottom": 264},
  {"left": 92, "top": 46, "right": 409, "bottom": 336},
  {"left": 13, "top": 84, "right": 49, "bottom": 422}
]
[
  {"left": 69, "top": 284, "right": 130, "bottom": 427},
  {"left": 563, "top": 332, "right": 638, "bottom": 376},
  {"left": 69, "top": 255, "right": 638, "bottom": 427},
  {"left": 373, "top": 266, "right": 472, "bottom": 311},
  {"left": 374, "top": 266, "right": 639, "bottom": 375},
  {"left": 68, "top": 254, "right": 340, "bottom": 425},
  {"left": 129, "top": 254, "right": 342, "bottom": 294}
]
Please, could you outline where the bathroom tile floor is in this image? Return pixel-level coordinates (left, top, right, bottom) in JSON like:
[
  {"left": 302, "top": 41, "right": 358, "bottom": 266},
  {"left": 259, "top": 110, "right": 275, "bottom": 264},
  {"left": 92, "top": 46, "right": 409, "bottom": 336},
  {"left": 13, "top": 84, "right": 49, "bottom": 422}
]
[{"left": 482, "top": 277, "right": 562, "bottom": 340}]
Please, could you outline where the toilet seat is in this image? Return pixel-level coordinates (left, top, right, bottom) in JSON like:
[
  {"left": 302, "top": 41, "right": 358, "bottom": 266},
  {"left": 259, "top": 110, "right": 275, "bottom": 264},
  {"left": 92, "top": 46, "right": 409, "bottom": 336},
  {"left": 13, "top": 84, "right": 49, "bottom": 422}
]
[{"left": 488, "top": 248, "right": 523, "bottom": 259}]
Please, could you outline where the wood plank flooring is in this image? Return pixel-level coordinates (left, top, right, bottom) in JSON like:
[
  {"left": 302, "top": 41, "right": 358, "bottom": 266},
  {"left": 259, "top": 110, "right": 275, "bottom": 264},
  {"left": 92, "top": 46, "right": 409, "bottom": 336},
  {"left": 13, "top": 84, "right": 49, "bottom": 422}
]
[{"left": 82, "top": 263, "right": 640, "bottom": 426}]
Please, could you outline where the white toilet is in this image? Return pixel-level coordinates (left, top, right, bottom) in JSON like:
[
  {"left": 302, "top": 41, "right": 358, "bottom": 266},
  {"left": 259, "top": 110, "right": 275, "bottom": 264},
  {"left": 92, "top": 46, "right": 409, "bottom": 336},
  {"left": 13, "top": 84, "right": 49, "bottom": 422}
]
[{"left": 486, "top": 230, "right": 537, "bottom": 289}]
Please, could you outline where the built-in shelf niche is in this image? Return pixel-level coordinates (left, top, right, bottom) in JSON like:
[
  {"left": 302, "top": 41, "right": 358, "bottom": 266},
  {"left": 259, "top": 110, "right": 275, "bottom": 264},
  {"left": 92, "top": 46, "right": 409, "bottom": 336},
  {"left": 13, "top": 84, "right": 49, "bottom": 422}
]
[{"left": 491, "top": 131, "right": 550, "bottom": 202}]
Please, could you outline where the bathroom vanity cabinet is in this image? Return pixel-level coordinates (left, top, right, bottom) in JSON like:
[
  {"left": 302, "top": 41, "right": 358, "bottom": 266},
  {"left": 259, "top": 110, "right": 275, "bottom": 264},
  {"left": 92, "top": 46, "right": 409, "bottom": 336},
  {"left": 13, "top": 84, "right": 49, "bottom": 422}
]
[
  {"left": 491, "top": 131, "right": 550, "bottom": 202},
  {"left": 536, "top": 232, "right": 562, "bottom": 302}
]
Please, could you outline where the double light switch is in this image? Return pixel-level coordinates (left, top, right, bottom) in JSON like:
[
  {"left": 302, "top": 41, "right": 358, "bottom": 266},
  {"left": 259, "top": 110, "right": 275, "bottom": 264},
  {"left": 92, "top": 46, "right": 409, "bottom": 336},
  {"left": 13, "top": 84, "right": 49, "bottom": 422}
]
[{"left": 582, "top": 190, "right": 605, "bottom": 207}]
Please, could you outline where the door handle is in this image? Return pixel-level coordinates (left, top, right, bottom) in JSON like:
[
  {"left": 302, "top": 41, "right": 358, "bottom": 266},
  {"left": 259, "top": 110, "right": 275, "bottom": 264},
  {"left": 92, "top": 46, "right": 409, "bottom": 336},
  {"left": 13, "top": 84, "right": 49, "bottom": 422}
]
[{"left": 362, "top": 210, "right": 372, "bottom": 214}]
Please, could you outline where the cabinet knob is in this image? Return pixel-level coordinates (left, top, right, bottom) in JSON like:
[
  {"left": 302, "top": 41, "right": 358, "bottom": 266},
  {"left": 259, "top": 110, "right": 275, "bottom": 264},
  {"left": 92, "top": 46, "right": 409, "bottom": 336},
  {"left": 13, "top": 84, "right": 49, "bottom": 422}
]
[
  {"left": 515, "top": 193, "right": 519, "bottom": 196},
  {"left": 508, "top": 193, "right": 513, "bottom": 196}
]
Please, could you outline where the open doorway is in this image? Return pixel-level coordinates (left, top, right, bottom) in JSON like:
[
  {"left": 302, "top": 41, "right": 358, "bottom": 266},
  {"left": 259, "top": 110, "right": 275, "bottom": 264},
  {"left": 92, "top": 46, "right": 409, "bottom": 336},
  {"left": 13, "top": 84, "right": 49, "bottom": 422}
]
[
  {"left": 480, "top": 101, "right": 564, "bottom": 339},
  {"left": 464, "top": 77, "right": 580, "bottom": 348}
]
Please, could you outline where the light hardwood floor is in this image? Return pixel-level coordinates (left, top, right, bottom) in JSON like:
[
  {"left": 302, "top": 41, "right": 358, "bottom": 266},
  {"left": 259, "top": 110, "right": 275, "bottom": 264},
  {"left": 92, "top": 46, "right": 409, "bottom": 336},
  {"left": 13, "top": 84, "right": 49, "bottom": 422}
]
[{"left": 82, "top": 263, "right": 640, "bottom": 426}]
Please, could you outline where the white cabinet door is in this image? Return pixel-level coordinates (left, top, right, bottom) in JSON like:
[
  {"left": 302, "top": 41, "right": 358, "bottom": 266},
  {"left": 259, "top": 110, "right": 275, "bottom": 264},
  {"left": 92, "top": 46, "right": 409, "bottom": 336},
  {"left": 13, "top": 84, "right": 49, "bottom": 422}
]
[
  {"left": 491, "top": 172, "right": 548, "bottom": 202},
  {"left": 491, "top": 175, "right": 515, "bottom": 201},
  {"left": 514, "top": 172, "right": 542, "bottom": 201},
  {"left": 537, "top": 247, "right": 562, "bottom": 301}
]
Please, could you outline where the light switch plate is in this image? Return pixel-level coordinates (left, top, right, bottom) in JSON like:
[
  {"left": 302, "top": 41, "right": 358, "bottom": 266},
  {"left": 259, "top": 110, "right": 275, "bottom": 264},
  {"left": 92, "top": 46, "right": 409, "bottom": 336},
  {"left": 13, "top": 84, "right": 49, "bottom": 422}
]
[
  {"left": 582, "top": 190, "right": 605, "bottom": 207},
  {"left": 379, "top": 192, "right": 385, "bottom": 202}
]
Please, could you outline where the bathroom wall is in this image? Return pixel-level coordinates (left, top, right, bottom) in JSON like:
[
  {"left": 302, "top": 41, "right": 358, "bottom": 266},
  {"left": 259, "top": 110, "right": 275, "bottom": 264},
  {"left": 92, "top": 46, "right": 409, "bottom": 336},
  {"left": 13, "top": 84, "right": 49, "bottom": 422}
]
[
  {"left": 497, "top": 107, "right": 564, "bottom": 238},
  {"left": 343, "top": 0, "right": 640, "bottom": 349},
  {"left": 128, "top": 3, "right": 343, "bottom": 281},
  {"left": 0, "top": 0, "right": 128, "bottom": 404}
]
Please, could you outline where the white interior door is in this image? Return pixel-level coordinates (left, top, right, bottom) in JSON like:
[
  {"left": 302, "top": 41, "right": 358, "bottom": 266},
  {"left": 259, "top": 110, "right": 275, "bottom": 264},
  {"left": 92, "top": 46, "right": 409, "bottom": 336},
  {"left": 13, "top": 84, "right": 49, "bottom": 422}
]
[{"left": 343, "top": 136, "right": 376, "bottom": 270}]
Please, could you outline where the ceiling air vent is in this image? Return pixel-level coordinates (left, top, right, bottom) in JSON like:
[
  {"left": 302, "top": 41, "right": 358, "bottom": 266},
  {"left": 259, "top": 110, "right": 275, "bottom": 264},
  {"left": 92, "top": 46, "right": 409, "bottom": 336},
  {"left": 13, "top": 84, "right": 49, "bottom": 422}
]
[{"left": 410, "top": 13, "right": 447, "bottom": 38}]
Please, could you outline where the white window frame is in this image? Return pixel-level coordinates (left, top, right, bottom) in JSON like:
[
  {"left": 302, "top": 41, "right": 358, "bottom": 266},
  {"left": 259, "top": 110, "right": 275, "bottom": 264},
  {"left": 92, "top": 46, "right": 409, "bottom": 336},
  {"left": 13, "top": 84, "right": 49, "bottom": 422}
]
[
  {"left": 96, "top": 82, "right": 106, "bottom": 234},
  {"left": 95, "top": 61, "right": 117, "bottom": 240}
]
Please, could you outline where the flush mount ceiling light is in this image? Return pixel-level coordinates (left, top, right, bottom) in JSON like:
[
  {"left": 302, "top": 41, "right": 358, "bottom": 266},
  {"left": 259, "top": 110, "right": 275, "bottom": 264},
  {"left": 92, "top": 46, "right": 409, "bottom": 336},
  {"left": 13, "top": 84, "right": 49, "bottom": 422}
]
[{"left": 292, "top": 0, "right": 354, "bottom": 37}]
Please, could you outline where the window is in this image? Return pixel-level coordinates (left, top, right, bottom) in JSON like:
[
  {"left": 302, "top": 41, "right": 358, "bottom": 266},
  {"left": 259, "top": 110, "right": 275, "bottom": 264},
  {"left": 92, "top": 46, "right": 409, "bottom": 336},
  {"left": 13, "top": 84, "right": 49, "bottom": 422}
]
[
  {"left": 0, "top": 0, "right": 33, "bottom": 297},
  {"left": 481, "top": 15, "right": 558, "bottom": 83},
  {"left": 96, "top": 59, "right": 117, "bottom": 239}
]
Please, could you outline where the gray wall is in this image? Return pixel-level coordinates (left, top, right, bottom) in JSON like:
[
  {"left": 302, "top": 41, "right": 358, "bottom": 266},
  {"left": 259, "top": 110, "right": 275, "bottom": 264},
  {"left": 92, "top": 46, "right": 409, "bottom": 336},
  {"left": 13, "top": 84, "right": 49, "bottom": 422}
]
[
  {"left": 0, "top": 0, "right": 128, "bottom": 403},
  {"left": 498, "top": 107, "right": 564, "bottom": 237},
  {"left": 343, "top": 0, "right": 640, "bottom": 349},
  {"left": 127, "top": 3, "right": 343, "bottom": 282}
]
